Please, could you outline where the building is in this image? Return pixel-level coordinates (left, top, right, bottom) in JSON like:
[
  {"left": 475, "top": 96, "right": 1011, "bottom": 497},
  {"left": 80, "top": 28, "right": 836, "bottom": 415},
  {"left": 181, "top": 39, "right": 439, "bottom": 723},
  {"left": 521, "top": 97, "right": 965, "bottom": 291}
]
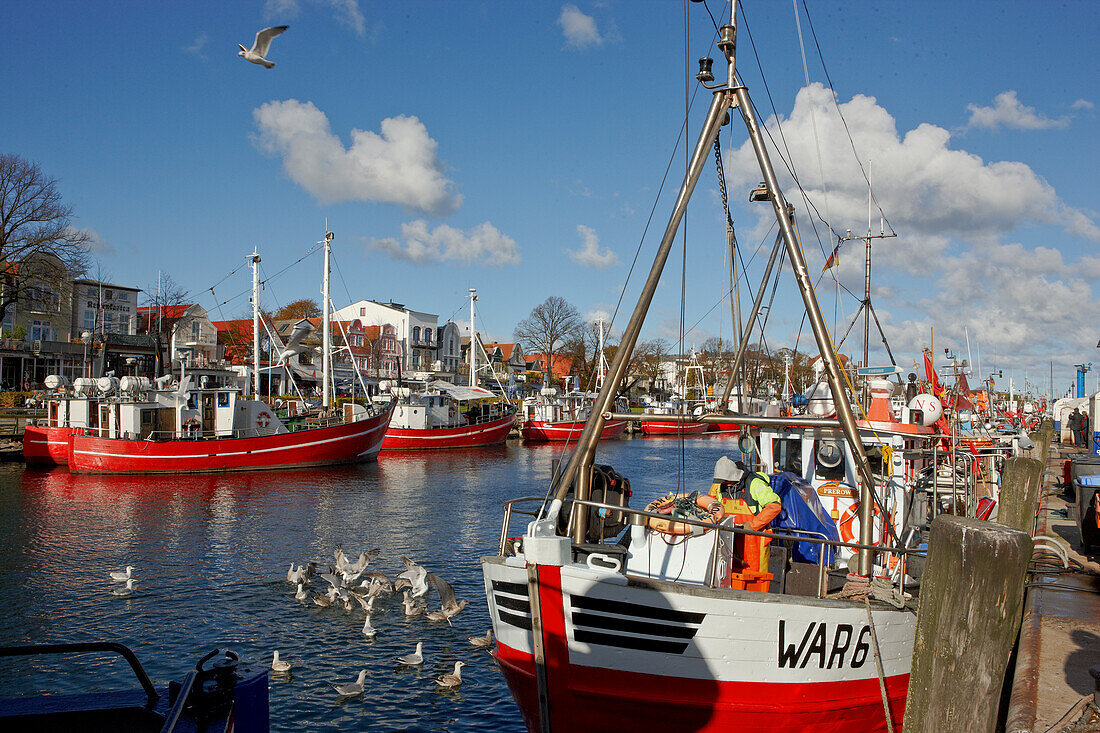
[
  {"left": 137, "top": 304, "right": 218, "bottom": 370},
  {"left": 71, "top": 279, "right": 140, "bottom": 337},
  {"left": 482, "top": 342, "right": 527, "bottom": 375},
  {"left": 332, "top": 299, "right": 461, "bottom": 376}
]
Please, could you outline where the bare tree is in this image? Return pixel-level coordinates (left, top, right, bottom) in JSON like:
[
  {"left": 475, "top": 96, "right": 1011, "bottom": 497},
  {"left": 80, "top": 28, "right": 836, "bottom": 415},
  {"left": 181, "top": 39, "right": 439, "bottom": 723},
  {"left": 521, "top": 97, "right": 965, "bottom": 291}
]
[
  {"left": 561, "top": 319, "right": 604, "bottom": 390},
  {"left": 139, "top": 273, "right": 190, "bottom": 376},
  {"left": 632, "top": 338, "right": 671, "bottom": 397},
  {"left": 0, "top": 154, "right": 91, "bottom": 322},
  {"left": 513, "top": 296, "right": 580, "bottom": 386}
]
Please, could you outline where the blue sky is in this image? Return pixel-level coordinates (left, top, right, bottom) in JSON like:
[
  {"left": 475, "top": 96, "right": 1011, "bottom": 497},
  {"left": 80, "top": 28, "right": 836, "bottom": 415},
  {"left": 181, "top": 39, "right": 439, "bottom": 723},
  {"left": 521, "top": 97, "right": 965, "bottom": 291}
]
[{"left": 3, "top": 1, "right": 1097, "bottom": 397}]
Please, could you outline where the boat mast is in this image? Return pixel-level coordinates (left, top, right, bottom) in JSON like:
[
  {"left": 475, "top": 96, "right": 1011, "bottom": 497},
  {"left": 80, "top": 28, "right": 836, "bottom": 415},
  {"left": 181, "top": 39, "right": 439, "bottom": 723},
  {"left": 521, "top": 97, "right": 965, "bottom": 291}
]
[
  {"left": 597, "top": 318, "right": 607, "bottom": 390},
  {"left": 322, "top": 230, "right": 333, "bottom": 412},
  {"left": 250, "top": 249, "right": 261, "bottom": 397},
  {"left": 469, "top": 288, "right": 478, "bottom": 387}
]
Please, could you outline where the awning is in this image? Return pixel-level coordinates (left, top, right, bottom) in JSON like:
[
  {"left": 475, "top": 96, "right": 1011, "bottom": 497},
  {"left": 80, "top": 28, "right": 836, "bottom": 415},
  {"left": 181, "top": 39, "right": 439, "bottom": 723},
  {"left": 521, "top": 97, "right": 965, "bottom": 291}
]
[{"left": 427, "top": 380, "right": 498, "bottom": 401}]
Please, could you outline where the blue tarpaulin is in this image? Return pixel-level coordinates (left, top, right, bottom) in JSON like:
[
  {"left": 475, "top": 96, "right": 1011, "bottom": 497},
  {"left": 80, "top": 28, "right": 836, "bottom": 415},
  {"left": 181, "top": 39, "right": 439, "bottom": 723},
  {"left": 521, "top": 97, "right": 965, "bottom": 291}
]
[{"left": 769, "top": 472, "right": 840, "bottom": 564}]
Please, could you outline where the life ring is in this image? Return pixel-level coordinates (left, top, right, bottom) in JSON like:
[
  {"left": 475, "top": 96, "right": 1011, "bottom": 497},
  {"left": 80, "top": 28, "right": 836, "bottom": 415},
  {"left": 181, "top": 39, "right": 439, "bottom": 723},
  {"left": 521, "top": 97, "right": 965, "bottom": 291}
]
[
  {"left": 837, "top": 501, "right": 883, "bottom": 544},
  {"left": 1024, "top": 415, "right": 1040, "bottom": 431},
  {"left": 183, "top": 417, "right": 201, "bottom": 434},
  {"left": 448, "top": 404, "right": 457, "bottom": 419},
  {"left": 644, "top": 494, "right": 725, "bottom": 536},
  {"left": 256, "top": 411, "right": 272, "bottom": 429}
]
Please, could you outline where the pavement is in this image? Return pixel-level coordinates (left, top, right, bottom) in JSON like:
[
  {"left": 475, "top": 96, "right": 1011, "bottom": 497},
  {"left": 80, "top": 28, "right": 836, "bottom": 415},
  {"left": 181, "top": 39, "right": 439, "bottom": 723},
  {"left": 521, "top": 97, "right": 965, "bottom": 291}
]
[{"left": 1009, "top": 444, "right": 1100, "bottom": 732}]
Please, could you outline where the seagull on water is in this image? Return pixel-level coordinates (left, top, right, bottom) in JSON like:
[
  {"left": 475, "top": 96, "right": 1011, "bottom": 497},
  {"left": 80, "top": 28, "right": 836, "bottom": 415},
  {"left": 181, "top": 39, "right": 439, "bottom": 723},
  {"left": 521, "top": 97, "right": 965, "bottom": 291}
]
[
  {"left": 468, "top": 630, "right": 493, "bottom": 648},
  {"left": 362, "top": 615, "right": 377, "bottom": 638},
  {"left": 402, "top": 593, "right": 425, "bottom": 617},
  {"left": 287, "top": 564, "right": 307, "bottom": 584},
  {"left": 332, "top": 670, "right": 368, "bottom": 697},
  {"left": 396, "top": 642, "right": 424, "bottom": 666},
  {"left": 111, "top": 578, "right": 135, "bottom": 597},
  {"left": 435, "top": 661, "right": 466, "bottom": 689},
  {"left": 312, "top": 592, "right": 333, "bottom": 608},
  {"left": 238, "top": 26, "right": 288, "bottom": 69},
  {"left": 271, "top": 650, "right": 292, "bottom": 674},
  {"left": 109, "top": 566, "right": 134, "bottom": 582},
  {"left": 294, "top": 582, "right": 309, "bottom": 601}
]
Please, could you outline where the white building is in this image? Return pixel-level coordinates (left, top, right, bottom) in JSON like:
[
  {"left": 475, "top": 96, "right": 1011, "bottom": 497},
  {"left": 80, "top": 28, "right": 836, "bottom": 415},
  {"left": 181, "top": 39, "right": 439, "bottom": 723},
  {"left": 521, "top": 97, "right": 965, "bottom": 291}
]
[
  {"left": 334, "top": 299, "right": 462, "bottom": 375},
  {"left": 72, "top": 279, "right": 141, "bottom": 337}
]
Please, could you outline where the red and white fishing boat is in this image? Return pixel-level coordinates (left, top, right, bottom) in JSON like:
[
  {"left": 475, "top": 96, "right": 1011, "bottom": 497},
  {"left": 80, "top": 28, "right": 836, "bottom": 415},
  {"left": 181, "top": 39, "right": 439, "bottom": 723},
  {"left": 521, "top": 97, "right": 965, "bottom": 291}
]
[
  {"left": 520, "top": 390, "right": 626, "bottom": 442},
  {"left": 481, "top": 9, "right": 936, "bottom": 730},
  {"left": 380, "top": 382, "right": 516, "bottom": 450}
]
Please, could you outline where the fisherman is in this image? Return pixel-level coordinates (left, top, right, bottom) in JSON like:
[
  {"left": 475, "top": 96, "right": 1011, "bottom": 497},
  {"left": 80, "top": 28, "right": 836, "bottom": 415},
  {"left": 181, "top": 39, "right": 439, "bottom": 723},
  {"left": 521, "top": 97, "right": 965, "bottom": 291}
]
[
  {"left": 1069, "top": 408, "right": 1083, "bottom": 447},
  {"left": 711, "top": 456, "right": 783, "bottom": 577}
]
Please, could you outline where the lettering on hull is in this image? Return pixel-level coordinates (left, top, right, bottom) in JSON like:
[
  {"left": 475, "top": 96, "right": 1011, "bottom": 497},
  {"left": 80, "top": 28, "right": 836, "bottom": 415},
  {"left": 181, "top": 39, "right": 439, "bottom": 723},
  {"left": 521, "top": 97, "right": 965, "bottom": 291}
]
[{"left": 778, "top": 620, "right": 870, "bottom": 669}]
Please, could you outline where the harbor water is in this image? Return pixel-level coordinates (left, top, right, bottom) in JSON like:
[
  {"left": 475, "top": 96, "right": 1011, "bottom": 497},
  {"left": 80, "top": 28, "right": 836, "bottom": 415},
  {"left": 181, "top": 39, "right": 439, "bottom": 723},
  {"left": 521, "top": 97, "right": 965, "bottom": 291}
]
[{"left": 0, "top": 434, "right": 745, "bottom": 731}]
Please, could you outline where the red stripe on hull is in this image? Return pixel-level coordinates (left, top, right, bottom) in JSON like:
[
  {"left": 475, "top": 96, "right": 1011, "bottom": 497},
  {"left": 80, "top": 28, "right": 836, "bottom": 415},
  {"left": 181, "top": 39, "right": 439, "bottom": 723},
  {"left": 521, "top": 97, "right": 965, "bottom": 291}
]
[
  {"left": 521, "top": 420, "right": 627, "bottom": 442},
  {"left": 494, "top": 641, "right": 907, "bottom": 732},
  {"left": 66, "top": 403, "right": 395, "bottom": 474},
  {"left": 639, "top": 421, "right": 708, "bottom": 436},
  {"left": 23, "top": 425, "right": 72, "bottom": 466},
  {"left": 381, "top": 413, "right": 516, "bottom": 450}
]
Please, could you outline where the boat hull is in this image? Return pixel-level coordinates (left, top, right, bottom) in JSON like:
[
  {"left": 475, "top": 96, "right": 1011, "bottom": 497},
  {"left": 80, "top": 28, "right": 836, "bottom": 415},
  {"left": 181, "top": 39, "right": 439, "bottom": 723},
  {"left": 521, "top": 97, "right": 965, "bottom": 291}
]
[
  {"left": 639, "top": 421, "right": 708, "bottom": 436},
  {"left": 66, "top": 403, "right": 395, "bottom": 474},
  {"left": 23, "top": 425, "right": 73, "bottom": 466},
  {"left": 520, "top": 419, "right": 627, "bottom": 442},
  {"left": 482, "top": 557, "right": 911, "bottom": 733},
  {"left": 381, "top": 412, "right": 516, "bottom": 450}
]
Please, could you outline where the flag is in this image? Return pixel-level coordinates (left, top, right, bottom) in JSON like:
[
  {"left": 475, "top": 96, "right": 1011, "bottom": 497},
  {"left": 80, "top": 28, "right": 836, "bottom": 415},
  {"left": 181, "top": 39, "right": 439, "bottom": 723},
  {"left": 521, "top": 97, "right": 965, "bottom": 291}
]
[
  {"left": 923, "top": 348, "right": 944, "bottom": 399},
  {"left": 822, "top": 245, "right": 840, "bottom": 272},
  {"left": 954, "top": 372, "right": 975, "bottom": 411}
]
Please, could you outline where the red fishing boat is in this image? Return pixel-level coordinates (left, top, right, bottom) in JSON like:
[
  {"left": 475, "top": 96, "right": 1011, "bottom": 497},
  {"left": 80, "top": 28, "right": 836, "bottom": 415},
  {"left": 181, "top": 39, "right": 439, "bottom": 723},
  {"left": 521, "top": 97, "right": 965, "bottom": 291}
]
[
  {"left": 639, "top": 419, "right": 707, "bottom": 435},
  {"left": 380, "top": 382, "right": 517, "bottom": 450},
  {"left": 520, "top": 389, "right": 628, "bottom": 442}
]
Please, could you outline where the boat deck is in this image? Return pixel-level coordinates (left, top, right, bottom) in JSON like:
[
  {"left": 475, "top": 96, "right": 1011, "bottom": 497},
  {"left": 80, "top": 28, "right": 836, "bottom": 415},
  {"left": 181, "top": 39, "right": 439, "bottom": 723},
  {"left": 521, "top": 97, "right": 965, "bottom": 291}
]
[{"left": 1007, "top": 443, "right": 1100, "bottom": 731}]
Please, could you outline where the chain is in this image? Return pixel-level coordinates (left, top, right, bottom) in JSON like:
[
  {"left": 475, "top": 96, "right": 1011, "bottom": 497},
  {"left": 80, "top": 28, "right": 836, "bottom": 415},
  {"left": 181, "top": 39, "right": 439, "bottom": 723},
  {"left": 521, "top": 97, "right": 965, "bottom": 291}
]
[{"left": 714, "top": 133, "right": 734, "bottom": 229}]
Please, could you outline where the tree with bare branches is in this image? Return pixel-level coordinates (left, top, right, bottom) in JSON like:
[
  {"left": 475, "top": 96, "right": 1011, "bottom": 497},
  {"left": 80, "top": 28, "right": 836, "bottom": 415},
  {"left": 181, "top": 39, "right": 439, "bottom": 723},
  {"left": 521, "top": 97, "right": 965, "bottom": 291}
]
[
  {"left": 138, "top": 273, "right": 190, "bottom": 376},
  {"left": 513, "top": 296, "right": 580, "bottom": 387},
  {"left": 0, "top": 153, "right": 91, "bottom": 322}
]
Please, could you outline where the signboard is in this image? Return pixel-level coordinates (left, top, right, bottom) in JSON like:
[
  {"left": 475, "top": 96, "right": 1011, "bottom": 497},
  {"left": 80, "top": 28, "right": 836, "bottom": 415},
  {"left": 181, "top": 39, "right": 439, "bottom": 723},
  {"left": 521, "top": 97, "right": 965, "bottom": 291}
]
[
  {"left": 816, "top": 481, "right": 858, "bottom": 499},
  {"left": 856, "top": 365, "right": 902, "bottom": 376}
]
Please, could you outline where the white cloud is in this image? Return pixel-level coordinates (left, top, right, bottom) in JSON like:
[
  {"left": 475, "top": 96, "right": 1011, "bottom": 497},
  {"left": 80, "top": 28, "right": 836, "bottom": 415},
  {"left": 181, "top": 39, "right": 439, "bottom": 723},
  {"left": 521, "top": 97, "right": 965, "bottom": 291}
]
[
  {"left": 367, "top": 220, "right": 519, "bottom": 266},
  {"left": 567, "top": 225, "right": 618, "bottom": 268},
  {"left": 559, "top": 4, "right": 602, "bottom": 48},
  {"left": 264, "top": 0, "right": 366, "bottom": 36},
  {"left": 183, "top": 33, "right": 209, "bottom": 59},
  {"left": 253, "top": 99, "right": 462, "bottom": 215},
  {"left": 1071, "top": 99, "right": 1094, "bottom": 111},
  {"left": 728, "top": 83, "right": 1099, "bottom": 245},
  {"left": 65, "top": 226, "right": 113, "bottom": 254},
  {"left": 966, "top": 90, "right": 1069, "bottom": 131}
]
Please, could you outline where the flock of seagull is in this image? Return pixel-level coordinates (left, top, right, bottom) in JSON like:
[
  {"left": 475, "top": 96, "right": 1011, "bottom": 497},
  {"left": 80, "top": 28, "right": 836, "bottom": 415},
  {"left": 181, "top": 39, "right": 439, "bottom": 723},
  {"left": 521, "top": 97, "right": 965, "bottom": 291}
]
[
  {"left": 278, "top": 547, "right": 492, "bottom": 696},
  {"left": 108, "top": 548, "right": 494, "bottom": 698}
]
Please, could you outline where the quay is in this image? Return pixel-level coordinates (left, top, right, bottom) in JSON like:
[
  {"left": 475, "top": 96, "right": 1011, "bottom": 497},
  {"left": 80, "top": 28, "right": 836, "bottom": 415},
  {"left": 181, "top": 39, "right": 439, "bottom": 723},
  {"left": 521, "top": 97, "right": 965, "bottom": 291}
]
[{"left": 1006, "top": 440, "right": 1100, "bottom": 731}]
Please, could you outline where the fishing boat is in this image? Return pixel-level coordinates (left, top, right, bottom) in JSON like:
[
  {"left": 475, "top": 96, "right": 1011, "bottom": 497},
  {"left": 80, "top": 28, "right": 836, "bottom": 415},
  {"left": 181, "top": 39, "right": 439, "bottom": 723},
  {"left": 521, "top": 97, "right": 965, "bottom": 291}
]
[
  {"left": 0, "top": 643, "right": 268, "bottom": 732},
  {"left": 639, "top": 398, "right": 707, "bottom": 436},
  {"left": 31, "top": 232, "right": 397, "bottom": 474},
  {"left": 519, "top": 389, "right": 627, "bottom": 442},
  {"left": 380, "top": 381, "right": 517, "bottom": 450},
  {"left": 481, "top": 7, "right": 930, "bottom": 730}
]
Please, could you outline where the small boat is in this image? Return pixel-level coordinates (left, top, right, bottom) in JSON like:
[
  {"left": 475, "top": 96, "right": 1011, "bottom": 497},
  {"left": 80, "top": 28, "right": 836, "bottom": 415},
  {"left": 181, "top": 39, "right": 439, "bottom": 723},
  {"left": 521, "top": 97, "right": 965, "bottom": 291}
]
[
  {"left": 639, "top": 399, "right": 707, "bottom": 436},
  {"left": 380, "top": 382, "right": 517, "bottom": 450},
  {"left": 0, "top": 642, "right": 268, "bottom": 732},
  {"left": 520, "top": 389, "right": 626, "bottom": 442}
]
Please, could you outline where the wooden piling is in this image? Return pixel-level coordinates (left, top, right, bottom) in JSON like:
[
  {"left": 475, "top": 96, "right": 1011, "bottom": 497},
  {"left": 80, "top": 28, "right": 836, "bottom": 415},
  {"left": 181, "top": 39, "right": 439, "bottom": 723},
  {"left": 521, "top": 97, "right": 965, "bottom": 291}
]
[
  {"left": 998, "top": 456, "right": 1043, "bottom": 535},
  {"left": 903, "top": 516, "right": 1032, "bottom": 732}
]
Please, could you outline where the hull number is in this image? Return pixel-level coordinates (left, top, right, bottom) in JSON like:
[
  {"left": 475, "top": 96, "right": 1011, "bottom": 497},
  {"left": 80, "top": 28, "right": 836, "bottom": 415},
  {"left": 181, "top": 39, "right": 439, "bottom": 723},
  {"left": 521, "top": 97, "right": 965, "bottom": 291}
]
[{"left": 778, "top": 620, "right": 870, "bottom": 669}]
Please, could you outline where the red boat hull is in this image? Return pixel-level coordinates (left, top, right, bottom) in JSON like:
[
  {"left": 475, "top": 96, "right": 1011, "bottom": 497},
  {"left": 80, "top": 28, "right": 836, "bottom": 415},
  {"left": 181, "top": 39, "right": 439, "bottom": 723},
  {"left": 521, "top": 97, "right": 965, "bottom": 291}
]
[
  {"left": 381, "top": 412, "right": 516, "bottom": 450},
  {"left": 23, "top": 425, "right": 73, "bottom": 466},
  {"left": 639, "top": 421, "right": 708, "bottom": 436},
  {"left": 520, "top": 419, "right": 627, "bottom": 442},
  {"left": 494, "top": 641, "right": 907, "bottom": 732},
  {"left": 66, "top": 403, "right": 395, "bottom": 474}
]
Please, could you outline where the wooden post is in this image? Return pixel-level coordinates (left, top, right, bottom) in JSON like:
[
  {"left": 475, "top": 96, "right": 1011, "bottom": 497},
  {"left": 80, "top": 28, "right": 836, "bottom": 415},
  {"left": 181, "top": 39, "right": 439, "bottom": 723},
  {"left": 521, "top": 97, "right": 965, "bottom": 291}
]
[
  {"left": 998, "top": 456, "right": 1043, "bottom": 534},
  {"left": 903, "top": 516, "right": 1032, "bottom": 732}
]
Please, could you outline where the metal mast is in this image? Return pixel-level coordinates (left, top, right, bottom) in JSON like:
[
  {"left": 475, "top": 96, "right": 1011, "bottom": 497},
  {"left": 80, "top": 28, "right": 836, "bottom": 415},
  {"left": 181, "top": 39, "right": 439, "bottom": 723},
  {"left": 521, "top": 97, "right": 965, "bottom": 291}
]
[
  {"left": 250, "top": 249, "right": 261, "bottom": 397},
  {"left": 321, "top": 230, "right": 333, "bottom": 411},
  {"left": 469, "top": 288, "right": 478, "bottom": 387}
]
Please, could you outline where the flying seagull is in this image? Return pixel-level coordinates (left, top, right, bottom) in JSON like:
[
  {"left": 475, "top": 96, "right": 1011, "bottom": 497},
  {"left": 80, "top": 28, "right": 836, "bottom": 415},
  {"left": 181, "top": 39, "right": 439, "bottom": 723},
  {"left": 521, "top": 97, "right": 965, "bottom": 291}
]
[{"left": 238, "top": 26, "right": 288, "bottom": 69}]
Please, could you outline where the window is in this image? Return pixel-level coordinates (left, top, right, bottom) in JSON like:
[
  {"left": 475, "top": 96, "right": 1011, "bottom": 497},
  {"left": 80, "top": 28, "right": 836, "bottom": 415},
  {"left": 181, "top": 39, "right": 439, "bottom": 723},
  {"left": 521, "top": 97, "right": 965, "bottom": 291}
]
[
  {"left": 105, "top": 289, "right": 114, "bottom": 300},
  {"left": 412, "top": 326, "right": 420, "bottom": 343},
  {"left": 437, "top": 327, "right": 444, "bottom": 344},
  {"left": 118, "top": 292, "right": 129, "bottom": 302},
  {"left": 83, "top": 311, "right": 95, "bottom": 332},
  {"left": 191, "top": 320, "right": 200, "bottom": 341},
  {"left": 772, "top": 437, "right": 802, "bottom": 476},
  {"left": 360, "top": 307, "right": 366, "bottom": 317},
  {"left": 31, "top": 320, "right": 49, "bottom": 341},
  {"left": 814, "top": 440, "right": 845, "bottom": 481},
  {"left": 218, "top": 392, "right": 230, "bottom": 407}
]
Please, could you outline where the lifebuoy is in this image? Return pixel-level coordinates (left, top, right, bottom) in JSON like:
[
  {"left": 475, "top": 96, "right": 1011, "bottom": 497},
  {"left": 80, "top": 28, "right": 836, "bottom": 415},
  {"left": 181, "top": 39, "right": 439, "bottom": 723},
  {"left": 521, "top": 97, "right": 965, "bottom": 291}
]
[
  {"left": 448, "top": 404, "right": 457, "bottom": 419},
  {"left": 837, "top": 501, "right": 883, "bottom": 544},
  {"left": 1025, "top": 415, "right": 1040, "bottom": 431},
  {"left": 256, "top": 411, "right": 272, "bottom": 429},
  {"left": 183, "top": 417, "right": 201, "bottom": 434},
  {"left": 644, "top": 494, "right": 725, "bottom": 536}
]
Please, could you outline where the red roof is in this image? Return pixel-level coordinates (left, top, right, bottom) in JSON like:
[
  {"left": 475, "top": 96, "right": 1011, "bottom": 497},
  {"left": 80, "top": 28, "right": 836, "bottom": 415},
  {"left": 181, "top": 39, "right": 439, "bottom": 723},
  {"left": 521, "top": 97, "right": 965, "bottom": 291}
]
[
  {"left": 138, "top": 304, "right": 194, "bottom": 320},
  {"left": 526, "top": 353, "right": 573, "bottom": 379},
  {"left": 483, "top": 341, "right": 520, "bottom": 361}
]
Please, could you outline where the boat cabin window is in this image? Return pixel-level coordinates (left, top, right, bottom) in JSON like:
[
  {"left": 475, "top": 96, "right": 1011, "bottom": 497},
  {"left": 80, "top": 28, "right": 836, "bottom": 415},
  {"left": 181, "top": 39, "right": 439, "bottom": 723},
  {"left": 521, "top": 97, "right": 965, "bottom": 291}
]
[
  {"left": 140, "top": 409, "right": 155, "bottom": 438},
  {"left": 218, "top": 392, "right": 230, "bottom": 407},
  {"left": 814, "top": 440, "right": 845, "bottom": 481},
  {"left": 771, "top": 437, "right": 802, "bottom": 475}
]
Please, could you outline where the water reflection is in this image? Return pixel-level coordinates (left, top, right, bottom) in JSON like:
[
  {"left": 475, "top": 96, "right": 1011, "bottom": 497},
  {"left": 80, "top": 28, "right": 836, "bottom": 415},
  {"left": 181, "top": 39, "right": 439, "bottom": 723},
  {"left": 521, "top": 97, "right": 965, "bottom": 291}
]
[{"left": 0, "top": 436, "right": 745, "bottom": 730}]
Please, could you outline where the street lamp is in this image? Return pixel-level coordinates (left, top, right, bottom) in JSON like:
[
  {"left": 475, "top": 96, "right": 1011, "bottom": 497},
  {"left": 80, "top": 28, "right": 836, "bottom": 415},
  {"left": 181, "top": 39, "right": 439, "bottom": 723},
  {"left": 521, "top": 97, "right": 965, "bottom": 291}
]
[{"left": 82, "top": 330, "right": 92, "bottom": 378}]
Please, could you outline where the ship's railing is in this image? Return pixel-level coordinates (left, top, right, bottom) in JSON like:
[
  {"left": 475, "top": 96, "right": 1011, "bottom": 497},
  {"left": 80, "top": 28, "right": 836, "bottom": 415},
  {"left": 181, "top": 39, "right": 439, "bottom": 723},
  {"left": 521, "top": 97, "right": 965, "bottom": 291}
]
[{"left": 496, "top": 496, "right": 923, "bottom": 600}]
